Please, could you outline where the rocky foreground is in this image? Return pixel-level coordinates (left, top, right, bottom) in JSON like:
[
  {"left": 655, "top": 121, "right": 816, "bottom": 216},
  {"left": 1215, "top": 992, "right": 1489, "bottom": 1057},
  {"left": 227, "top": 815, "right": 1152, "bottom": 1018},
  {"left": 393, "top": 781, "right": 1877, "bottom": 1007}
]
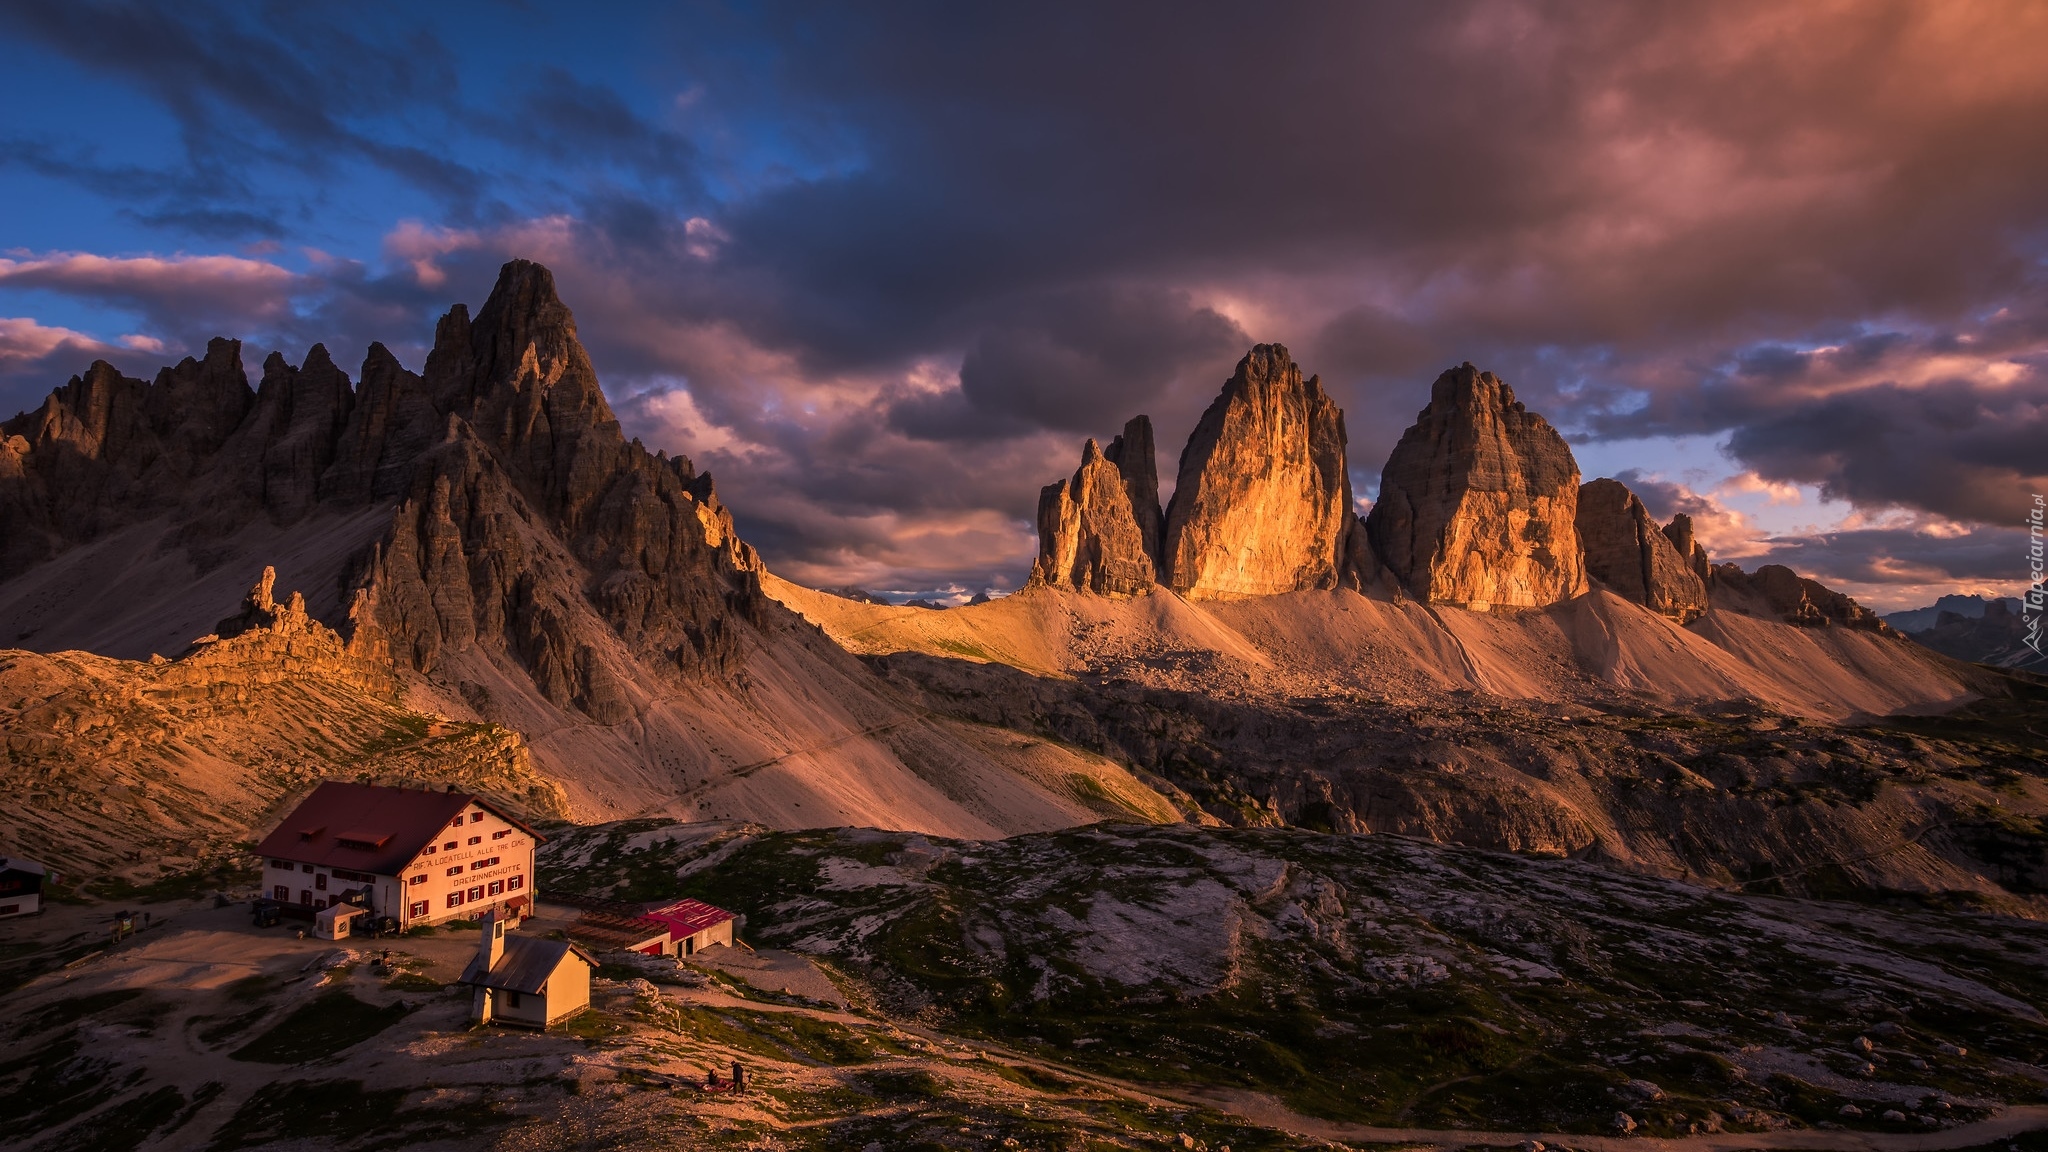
[{"left": 2, "top": 821, "right": 2044, "bottom": 1152}]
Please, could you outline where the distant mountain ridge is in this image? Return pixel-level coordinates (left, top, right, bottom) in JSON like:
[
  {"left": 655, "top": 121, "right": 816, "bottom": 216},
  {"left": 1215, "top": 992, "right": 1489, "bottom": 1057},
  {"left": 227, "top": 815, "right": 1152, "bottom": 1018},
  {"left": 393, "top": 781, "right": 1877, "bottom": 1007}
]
[
  {"left": 1885, "top": 594, "right": 2046, "bottom": 671},
  {"left": 1885, "top": 593, "right": 2015, "bottom": 633}
]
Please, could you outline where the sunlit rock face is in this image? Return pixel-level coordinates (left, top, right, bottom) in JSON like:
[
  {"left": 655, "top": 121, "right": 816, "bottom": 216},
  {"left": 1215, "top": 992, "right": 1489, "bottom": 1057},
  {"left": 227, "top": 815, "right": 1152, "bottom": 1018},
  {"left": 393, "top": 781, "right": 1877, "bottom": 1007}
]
[
  {"left": 1032, "top": 420, "right": 1160, "bottom": 596},
  {"left": 1159, "top": 344, "right": 1354, "bottom": 600},
  {"left": 1577, "top": 477, "right": 1709, "bottom": 622},
  {"left": 1662, "top": 512, "right": 1712, "bottom": 582},
  {"left": 1366, "top": 363, "right": 1587, "bottom": 610}
]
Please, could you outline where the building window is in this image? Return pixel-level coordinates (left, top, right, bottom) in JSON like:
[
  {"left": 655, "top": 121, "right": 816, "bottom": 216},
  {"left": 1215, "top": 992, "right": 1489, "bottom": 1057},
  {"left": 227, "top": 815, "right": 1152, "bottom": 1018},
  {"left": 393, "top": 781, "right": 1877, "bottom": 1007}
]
[
  {"left": 466, "top": 886, "right": 483, "bottom": 902},
  {"left": 302, "top": 863, "right": 314, "bottom": 874},
  {"left": 507, "top": 875, "right": 524, "bottom": 892},
  {"left": 488, "top": 880, "right": 504, "bottom": 896},
  {"left": 314, "top": 897, "right": 327, "bottom": 910},
  {"left": 470, "top": 858, "right": 499, "bottom": 871},
  {"left": 445, "top": 866, "right": 463, "bottom": 877},
  {"left": 409, "top": 901, "right": 428, "bottom": 917},
  {"left": 410, "top": 874, "right": 427, "bottom": 886},
  {"left": 314, "top": 874, "right": 327, "bottom": 891},
  {"left": 273, "top": 885, "right": 289, "bottom": 902},
  {"left": 269, "top": 859, "right": 293, "bottom": 869},
  {"left": 447, "top": 892, "right": 464, "bottom": 908},
  {"left": 420, "top": 844, "right": 434, "bottom": 856},
  {"left": 300, "top": 890, "right": 312, "bottom": 905},
  {"left": 467, "top": 836, "right": 482, "bottom": 846},
  {"left": 471, "top": 813, "right": 484, "bottom": 823},
  {"left": 450, "top": 817, "right": 465, "bottom": 830},
  {"left": 492, "top": 830, "right": 509, "bottom": 840},
  {"left": 444, "top": 841, "right": 456, "bottom": 851}
]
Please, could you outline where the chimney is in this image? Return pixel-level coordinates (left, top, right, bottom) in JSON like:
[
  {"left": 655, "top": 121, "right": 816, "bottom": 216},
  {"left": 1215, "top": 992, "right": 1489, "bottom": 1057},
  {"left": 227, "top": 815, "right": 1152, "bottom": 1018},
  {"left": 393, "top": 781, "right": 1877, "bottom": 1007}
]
[{"left": 479, "top": 907, "right": 505, "bottom": 972}]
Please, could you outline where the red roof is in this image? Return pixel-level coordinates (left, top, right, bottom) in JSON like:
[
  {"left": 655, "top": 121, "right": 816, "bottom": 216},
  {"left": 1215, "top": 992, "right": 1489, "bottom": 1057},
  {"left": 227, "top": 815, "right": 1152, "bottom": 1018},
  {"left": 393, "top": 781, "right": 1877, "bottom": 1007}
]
[
  {"left": 253, "top": 782, "right": 540, "bottom": 876},
  {"left": 644, "top": 898, "right": 735, "bottom": 938}
]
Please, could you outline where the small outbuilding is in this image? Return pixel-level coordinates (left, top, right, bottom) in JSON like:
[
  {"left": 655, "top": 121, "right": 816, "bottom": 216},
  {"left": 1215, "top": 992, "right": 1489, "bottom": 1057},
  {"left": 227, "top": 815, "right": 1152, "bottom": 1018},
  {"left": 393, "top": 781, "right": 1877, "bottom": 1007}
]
[
  {"left": 644, "top": 898, "right": 738, "bottom": 956},
  {"left": 459, "top": 909, "right": 596, "bottom": 1029},
  {"left": 0, "top": 857, "right": 47, "bottom": 918}
]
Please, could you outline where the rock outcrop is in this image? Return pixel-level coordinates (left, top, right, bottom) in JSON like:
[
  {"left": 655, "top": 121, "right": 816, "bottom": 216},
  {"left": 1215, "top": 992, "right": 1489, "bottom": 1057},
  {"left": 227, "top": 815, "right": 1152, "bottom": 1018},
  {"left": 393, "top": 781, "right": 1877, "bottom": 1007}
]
[
  {"left": 1709, "top": 563, "right": 1895, "bottom": 634},
  {"left": 1160, "top": 345, "right": 1353, "bottom": 600},
  {"left": 1366, "top": 363, "right": 1587, "bottom": 610},
  {"left": 1576, "top": 478, "right": 1708, "bottom": 622},
  {"left": 1032, "top": 427, "right": 1158, "bottom": 596},
  {"left": 1661, "top": 513, "right": 1711, "bottom": 582}
]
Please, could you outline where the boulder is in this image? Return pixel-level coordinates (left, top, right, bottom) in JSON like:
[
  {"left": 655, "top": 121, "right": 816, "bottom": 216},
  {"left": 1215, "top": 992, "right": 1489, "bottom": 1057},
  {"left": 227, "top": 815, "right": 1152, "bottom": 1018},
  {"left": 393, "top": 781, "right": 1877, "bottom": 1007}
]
[
  {"left": 1577, "top": 478, "right": 1708, "bottom": 622},
  {"left": 1160, "top": 344, "right": 1353, "bottom": 599},
  {"left": 1367, "top": 363, "right": 1587, "bottom": 609}
]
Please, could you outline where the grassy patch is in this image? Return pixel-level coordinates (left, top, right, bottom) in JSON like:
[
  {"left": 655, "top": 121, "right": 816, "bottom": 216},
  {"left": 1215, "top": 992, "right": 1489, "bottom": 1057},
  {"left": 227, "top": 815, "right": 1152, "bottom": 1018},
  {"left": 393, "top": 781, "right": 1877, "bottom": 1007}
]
[
  {"left": 39, "top": 1084, "right": 186, "bottom": 1152},
  {"left": 11, "top": 989, "right": 144, "bottom": 1038},
  {"left": 228, "top": 990, "right": 414, "bottom": 1064},
  {"left": 204, "top": 1077, "right": 513, "bottom": 1151},
  {"left": 84, "top": 857, "right": 259, "bottom": 904}
]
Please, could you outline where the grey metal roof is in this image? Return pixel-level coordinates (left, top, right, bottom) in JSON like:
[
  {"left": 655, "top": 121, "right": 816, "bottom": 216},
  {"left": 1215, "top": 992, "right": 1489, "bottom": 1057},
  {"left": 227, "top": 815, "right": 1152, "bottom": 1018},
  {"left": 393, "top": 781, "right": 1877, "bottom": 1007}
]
[{"left": 459, "top": 936, "right": 593, "bottom": 994}]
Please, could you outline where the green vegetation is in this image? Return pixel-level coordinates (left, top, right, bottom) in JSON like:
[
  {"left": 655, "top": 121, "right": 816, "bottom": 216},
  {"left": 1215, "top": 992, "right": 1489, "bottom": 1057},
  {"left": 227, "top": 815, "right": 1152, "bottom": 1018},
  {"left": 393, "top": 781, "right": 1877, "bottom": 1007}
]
[
  {"left": 82, "top": 856, "right": 259, "bottom": 903},
  {"left": 205, "top": 1077, "right": 513, "bottom": 1151},
  {"left": 543, "top": 821, "right": 2048, "bottom": 1134},
  {"left": 229, "top": 990, "right": 414, "bottom": 1064}
]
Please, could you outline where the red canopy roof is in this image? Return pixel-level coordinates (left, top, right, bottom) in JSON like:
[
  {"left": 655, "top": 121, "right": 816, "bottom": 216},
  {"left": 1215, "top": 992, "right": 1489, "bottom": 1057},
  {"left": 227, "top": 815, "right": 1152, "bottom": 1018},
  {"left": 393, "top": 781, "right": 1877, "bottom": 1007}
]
[
  {"left": 644, "top": 898, "right": 735, "bottom": 938},
  {"left": 253, "top": 782, "right": 539, "bottom": 876}
]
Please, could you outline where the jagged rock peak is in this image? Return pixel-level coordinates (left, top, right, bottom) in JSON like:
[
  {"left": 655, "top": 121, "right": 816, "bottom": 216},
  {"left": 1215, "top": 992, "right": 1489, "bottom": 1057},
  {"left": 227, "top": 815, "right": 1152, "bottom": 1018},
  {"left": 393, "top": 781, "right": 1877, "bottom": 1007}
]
[
  {"left": 1366, "top": 362, "right": 1587, "bottom": 610},
  {"left": 1161, "top": 344, "right": 1353, "bottom": 600},
  {"left": 1709, "top": 562, "right": 1896, "bottom": 634},
  {"left": 1662, "top": 512, "right": 1711, "bottom": 581},
  {"left": 1576, "top": 478, "right": 1708, "bottom": 622},
  {"left": 1101, "top": 415, "right": 1162, "bottom": 563},
  {"left": 1033, "top": 428, "right": 1159, "bottom": 596}
]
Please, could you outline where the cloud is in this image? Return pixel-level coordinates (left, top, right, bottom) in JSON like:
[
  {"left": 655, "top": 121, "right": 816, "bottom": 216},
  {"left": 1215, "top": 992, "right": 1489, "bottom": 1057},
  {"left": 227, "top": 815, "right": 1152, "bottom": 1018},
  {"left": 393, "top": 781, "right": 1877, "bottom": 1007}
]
[
  {"left": 0, "top": 316, "right": 117, "bottom": 371},
  {"left": 0, "top": 251, "right": 299, "bottom": 318},
  {"left": 6, "top": 2, "right": 2048, "bottom": 598},
  {"left": 1744, "top": 523, "right": 2037, "bottom": 611}
]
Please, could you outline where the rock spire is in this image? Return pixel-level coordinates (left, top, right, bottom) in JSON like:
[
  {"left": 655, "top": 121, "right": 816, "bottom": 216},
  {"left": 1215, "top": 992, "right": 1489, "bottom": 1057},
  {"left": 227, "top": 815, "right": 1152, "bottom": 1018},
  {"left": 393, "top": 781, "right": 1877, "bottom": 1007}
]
[
  {"left": 1160, "top": 345, "right": 1354, "bottom": 600},
  {"left": 1365, "top": 363, "right": 1586, "bottom": 610},
  {"left": 1033, "top": 417, "right": 1161, "bottom": 595},
  {"left": 1575, "top": 478, "right": 1708, "bottom": 622}
]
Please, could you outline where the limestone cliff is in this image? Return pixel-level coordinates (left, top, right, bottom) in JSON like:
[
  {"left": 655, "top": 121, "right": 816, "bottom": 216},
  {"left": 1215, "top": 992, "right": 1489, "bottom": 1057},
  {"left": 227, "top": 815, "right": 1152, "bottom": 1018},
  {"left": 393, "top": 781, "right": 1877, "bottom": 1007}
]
[
  {"left": 1160, "top": 345, "right": 1353, "bottom": 599},
  {"left": 1032, "top": 431, "right": 1157, "bottom": 595},
  {"left": 1366, "top": 363, "right": 1586, "bottom": 610},
  {"left": 1576, "top": 477, "right": 1708, "bottom": 622}
]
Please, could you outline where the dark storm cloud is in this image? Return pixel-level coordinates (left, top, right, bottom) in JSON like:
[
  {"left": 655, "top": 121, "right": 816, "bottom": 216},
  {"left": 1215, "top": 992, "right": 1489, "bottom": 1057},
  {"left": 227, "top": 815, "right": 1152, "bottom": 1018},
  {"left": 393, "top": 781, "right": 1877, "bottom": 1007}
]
[
  {"left": 7, "top": 1, "right": 2048, "bottom": 595},
  {"left": 1751, "top": 526, "right": 2030, "bottom": 590},
  {"left": 1594, "top": 307, "right": 2048, "bottom": 523},
  {"left": 889, "top": 286, "right": 1247, "bottom": 441}
]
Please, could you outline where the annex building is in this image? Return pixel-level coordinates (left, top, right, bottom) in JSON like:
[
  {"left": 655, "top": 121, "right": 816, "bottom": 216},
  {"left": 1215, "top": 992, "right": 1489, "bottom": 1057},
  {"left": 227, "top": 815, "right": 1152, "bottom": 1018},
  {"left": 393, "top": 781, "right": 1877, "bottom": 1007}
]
[{"left": 255, "top": 782, "right": 541, "bottom": 929}]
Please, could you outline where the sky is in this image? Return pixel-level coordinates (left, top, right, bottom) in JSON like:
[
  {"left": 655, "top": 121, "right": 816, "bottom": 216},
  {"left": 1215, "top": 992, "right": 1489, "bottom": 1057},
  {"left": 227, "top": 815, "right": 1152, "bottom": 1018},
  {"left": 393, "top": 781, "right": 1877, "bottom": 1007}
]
[{"left": 2, "top": 2, "right": 2045, "bottom": 610}]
